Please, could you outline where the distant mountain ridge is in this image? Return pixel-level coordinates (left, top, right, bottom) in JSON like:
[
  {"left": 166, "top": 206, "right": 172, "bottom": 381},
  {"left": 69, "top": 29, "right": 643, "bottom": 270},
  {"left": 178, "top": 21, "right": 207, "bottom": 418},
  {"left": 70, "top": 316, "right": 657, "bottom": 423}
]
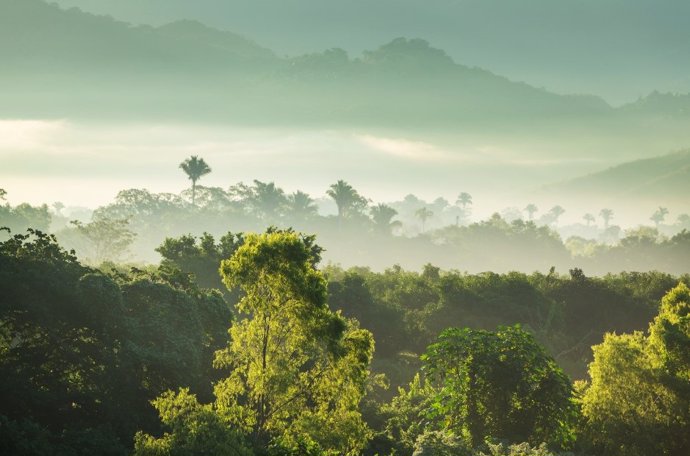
[
  {"left": 544, "top": 150, "right": 690, "bottom": 204},
  {"left": 0, "top": 0, "right": 688, "bottom": 127}
]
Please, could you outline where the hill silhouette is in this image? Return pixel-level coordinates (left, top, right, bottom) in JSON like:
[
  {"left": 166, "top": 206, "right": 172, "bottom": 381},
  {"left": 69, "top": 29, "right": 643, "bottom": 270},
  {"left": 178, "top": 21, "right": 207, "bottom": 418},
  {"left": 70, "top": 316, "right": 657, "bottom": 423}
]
[{"left": 543, "top": 150, "right": 690, "bottom": 204}]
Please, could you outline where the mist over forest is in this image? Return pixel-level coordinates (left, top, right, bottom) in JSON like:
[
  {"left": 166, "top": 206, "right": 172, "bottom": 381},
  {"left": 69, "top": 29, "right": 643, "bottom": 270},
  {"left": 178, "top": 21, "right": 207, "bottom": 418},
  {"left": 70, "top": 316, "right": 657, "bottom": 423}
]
[{"left": 1, "top": 1, "right": 689, "bottom": 456}]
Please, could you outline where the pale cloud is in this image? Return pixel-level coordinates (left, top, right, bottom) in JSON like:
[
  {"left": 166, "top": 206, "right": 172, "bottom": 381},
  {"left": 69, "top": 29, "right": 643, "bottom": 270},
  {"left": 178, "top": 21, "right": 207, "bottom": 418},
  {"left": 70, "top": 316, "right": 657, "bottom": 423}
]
[
  {"left": 0, "top": 119, "right": 68, "bottom": 150},
  {"left": 355, "top": 134, "right": 462, "bottom": 162}
]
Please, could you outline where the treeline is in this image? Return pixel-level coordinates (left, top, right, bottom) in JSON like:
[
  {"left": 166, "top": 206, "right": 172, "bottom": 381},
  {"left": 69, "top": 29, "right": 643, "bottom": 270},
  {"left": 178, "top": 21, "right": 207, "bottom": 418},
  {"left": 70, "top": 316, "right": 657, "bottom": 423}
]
[
  {"left": 157, "top": 230, "right": 686, "bottom": 382},
  {"left": 2, "top": 184, "right": 690, "bottom": 274},
  {"left": 1, "top": 228, "right": 688, "bottom": 456}
]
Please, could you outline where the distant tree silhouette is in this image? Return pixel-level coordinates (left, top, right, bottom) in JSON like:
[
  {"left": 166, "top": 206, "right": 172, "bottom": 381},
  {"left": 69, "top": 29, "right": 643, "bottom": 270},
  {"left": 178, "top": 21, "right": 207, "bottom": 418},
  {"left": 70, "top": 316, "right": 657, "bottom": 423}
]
[
  {"left": 287, "top": 190, "right": 318, "bottom": 220},
  {"left": 456, "top": 192, "right": 472, "bottom": 210},
  {"left": 650, "top": 207, "right": 669, "bottom": 227},
  {"left": 583, "top": 213, "right": 596, "bottom": 226},
  {"left": 547, "top": 205, "right": 565, "bottom": 225},
  {"left": 524, "top": 203, "right": 538, "bottom": 221},
  {"left": 179, "top": 155, "right": 211, "bottom": 206},
  {"left": 249, "top": 180, "right": 287, "bottom": 220},
  {"left": 415, "top": 207, "right": 434, "bottom": 233},
  {"left": 327, "top": 180, "right": 367, "bottom": 222},
  {"left": 52, "top": 201, "right": 65, "bottom": 216},
  {"left": 370, "top": 203, "right": 401, "bottom": 235},
  {"left": 599, "top": 208, "right": 614, "bottom": 229}
]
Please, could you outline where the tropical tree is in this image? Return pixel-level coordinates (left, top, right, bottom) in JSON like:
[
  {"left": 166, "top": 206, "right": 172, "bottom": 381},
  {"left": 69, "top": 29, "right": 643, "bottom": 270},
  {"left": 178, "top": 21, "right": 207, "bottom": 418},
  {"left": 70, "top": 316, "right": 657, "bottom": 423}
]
[
  {"left": 0, "top": 188, "right": 6, "bottom": 201},
  {"left": 137, "top": 229, "right": 374, "bottom": 455},
  {"left": 456, "top": 192, "right": 473, "bottom": 222},
  {"left": 179, "top": 155, "right": 212, "bottom": 206},
  {"left": 579, "top": 283, "right": 690, "bottom": 456},
  {"left": 327, "top": 180, "right": 368, "bottom": 222},
  {"left": 247, "top": 180, "right": 287, "bottom": 221},
  {"left": 370, "top": 203, "right": 402, "bottom": 235},
  {"left": 540, "top": 205, "right": 565, "bottom": 226},
  {"left": 415, "top": 207, "right": 434, "bottom": 233},
  {"left": 422, "top": 326, "right": 574, "bottom": 448},
  {"left": 650, "top": 206, "right": 669, "bottom": 227},
  {"left": 524, "top": 204, "right": 538, "bottom": 221},
  {"left": 583, "top": 213, "right": 596, "bottom": 227},
  {"left": 214, "top": 229, "right": 373, "bottom": 453},
  {"left": 287, "top": 190, "right": 319, "bottom": 221},
  {"left": 599, "top": 208, "right": 614, "bottom": 229},
  {"left": 456, "top": 192, "right": 472, "bottom": 210}
]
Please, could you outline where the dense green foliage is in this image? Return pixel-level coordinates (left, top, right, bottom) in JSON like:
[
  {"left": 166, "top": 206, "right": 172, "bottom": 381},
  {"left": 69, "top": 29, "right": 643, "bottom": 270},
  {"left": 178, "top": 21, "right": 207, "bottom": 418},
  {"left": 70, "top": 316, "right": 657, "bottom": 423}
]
[
  {"left": 136, "top": 230, "right": 374, "bottom": 455},
  {"left": 0, "top": 229, "right": 232, "bottom": 454},
  {"left": 422, "top": 326, "right": 574, "bottom": 448},
  {"left": 578, "top": 283, "right": 690, "bottom": 456},
  {"left": 1, "top": 226, "right": 688, "bottom": 455}
]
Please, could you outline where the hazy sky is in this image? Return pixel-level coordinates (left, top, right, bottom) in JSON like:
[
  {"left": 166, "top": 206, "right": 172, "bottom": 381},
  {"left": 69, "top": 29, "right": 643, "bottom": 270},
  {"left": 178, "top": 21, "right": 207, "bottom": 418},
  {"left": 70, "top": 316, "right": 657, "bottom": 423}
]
[{"left": 51, "top": 0, "right": 690, "bottom": 104}]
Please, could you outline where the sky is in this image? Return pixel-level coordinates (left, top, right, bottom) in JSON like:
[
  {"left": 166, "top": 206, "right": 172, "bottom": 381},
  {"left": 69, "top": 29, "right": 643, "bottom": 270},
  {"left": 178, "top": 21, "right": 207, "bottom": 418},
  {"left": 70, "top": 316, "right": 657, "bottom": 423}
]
[{"left": 51, "top": 0, "right": 690, "bottom": 104}]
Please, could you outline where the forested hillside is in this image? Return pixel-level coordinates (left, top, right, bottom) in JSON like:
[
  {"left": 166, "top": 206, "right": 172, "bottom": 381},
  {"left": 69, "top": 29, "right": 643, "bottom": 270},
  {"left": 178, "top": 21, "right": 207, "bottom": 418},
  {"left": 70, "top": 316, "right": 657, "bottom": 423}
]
[
  {"left": 1, "top": 228, "right": 688, "bottom": 455},
  {"left": 544, "top": 149, "right": 690, "bottom": 204}
]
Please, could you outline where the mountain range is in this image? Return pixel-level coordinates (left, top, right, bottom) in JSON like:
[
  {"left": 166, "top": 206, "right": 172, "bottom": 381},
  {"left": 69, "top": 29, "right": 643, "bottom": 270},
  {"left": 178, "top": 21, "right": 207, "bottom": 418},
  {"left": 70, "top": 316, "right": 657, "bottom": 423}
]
[
  {"left": 47, "top": 0, "right": 690, "bottom": 104},
  {"left": 2, "top": 0, "right": 689, "bottom": 129}
]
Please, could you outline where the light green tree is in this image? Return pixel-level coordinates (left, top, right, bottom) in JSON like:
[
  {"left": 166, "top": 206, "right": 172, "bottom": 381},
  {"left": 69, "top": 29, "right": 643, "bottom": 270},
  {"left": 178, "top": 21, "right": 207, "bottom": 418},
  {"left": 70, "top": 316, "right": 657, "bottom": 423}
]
[
  {"left": 134, "top": 389, "right": 253, "bottom": 456},
  {"left": 579, "top": 283, "right": 690, "bottom": 456},
  {"left": 214, "top": 229, "right": 373, "bottom": 454},
  {"left": 135, "top": 229, "right": 374, "bottom": 455},
  {"left": 179, "top": 155, "right": 212, "bottom": 206}
]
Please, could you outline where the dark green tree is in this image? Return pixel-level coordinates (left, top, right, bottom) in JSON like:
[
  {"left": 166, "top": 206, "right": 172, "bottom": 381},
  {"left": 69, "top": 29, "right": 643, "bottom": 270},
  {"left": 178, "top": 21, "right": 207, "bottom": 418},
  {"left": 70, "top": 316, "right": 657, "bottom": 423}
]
[{"left": 422, "top": 326, "right": 574, "bottom": 448}]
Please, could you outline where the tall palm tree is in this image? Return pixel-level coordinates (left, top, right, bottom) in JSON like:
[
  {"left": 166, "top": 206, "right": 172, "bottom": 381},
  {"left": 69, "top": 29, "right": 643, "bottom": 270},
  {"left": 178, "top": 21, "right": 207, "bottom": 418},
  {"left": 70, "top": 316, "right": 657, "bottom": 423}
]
[
  {"left": 524, "top": 203, "right": 538, "bottom": 221},
  {"left": 583, "top": 213, "right": 596, "bottom": 226},
  {"left": 456, "top": 192, "right": 473, "bottom": 210},
  {"left": 287, "top": 191, "right": 318, "bottom": 220},
  {"left": 650, "top": 207, "right": 669, "bottom": 227},
  {"left": 415, "top": 207, "right": 434, "bottom": 233},
  {"left": 326, "top": 180, "right": 367, "bottom": 221},
  {"left": 370, "top": 204, "right": 401, "bottom": 235},
  {"left": 179, "top": 155, "right": 212, "bottom": 206},
  {"left": 599, "top": 208, "right": 614, "bottom": 229}
]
